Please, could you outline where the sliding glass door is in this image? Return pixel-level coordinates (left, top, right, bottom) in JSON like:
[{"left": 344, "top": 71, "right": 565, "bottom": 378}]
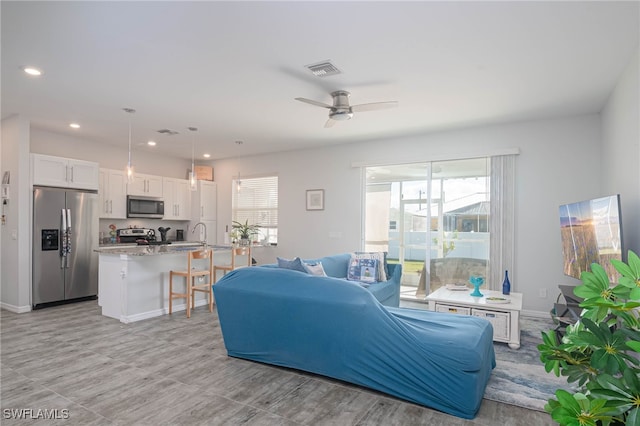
[{"left": 364, "top": 158, "right": 490, "bottom": 298}]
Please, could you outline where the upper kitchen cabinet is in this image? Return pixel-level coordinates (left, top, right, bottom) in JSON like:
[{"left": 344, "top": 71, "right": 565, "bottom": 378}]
[
  {"left": 191, "top": 180, "right": 216, "bottom": 221},
  {"left": 99, "top": 168, "right": 127, "bottom": 219},
  {"left": 127, "top": 173, "right": 163, "bottom": 198},
  {"left": 32, "top": 154, "right": 99, "bottom": 190},
  {"left": 163, "top": 177, "right": 191, "bottom": 220}
]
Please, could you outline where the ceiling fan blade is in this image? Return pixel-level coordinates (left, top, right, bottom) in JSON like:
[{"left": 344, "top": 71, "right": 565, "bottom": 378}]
[
  {"left": 351, "top": 101, "right": 398, "bottom": 112},
  {"left": 295, "top": 97, "right": 332, "bottom": 109},
  {"left": 324, "top": 118, "right": 336, "bottom": 128}
]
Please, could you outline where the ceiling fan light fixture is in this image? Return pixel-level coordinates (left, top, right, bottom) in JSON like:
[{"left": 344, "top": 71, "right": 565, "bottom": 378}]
[
  {"left": 329, "top": 111, "right": 353, "bottom": 121},
  {"left": 295, "top": 89, "right": 395, "bottom": 127}
]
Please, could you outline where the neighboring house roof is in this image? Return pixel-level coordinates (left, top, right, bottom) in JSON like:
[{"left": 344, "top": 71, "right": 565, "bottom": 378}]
[{"left": 445, "top": 202, "right": 490, "bottom": 216}]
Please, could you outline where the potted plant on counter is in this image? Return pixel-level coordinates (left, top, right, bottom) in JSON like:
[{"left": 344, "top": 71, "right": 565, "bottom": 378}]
[
  {"left": 232, "top": 220, "right": 260, "bottom": 246},
  {"left": 538, "top": 250, "right": 640, "bottom": 426}
]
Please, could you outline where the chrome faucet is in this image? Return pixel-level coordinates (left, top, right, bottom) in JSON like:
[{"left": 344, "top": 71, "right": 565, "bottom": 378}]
[{"left": 192, "top": 222, "right": 207, "bottom": 245}]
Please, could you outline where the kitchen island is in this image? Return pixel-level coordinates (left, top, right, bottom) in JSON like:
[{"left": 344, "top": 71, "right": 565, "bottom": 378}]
[{"left": 96, "top": 243, "right": 233, "bottom": 323}]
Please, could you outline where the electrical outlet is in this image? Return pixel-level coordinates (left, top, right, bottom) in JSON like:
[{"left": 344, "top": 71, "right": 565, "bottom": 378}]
[{"left": 539, "top": 288, "right": 547, "bottom": 298}]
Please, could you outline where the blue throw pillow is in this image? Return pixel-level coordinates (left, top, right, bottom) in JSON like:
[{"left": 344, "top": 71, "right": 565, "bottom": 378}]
[{"left": 277, "top": 257, "right": 308, "bottom": 273}]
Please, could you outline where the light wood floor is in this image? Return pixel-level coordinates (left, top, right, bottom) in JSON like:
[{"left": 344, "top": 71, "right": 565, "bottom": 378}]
[{"left": 1, "top": 301, "right": 554, "bottom": 425}]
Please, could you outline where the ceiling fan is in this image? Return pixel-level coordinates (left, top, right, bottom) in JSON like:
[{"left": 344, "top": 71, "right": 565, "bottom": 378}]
[{"left": 295, "top": 90, "right": 398, "bottom": 128}]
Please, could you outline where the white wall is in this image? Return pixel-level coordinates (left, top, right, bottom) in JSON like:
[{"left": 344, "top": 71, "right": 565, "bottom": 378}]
[
  {"left": 601, "top": 47, "right": 640, "bottom": 257},
  {"left": 0, "top": 115, "right": 32, "bottom": 312},
  {"left": 214, "top": 115, "right": 603, "bottom": 315}
]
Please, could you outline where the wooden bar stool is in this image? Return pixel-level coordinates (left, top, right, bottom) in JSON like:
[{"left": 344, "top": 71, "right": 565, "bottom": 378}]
[
  {"left": 214, "top": 245, "right": 251, "bottom": 282},
  {"left": 169, "top": 248, "right": 213, "bottom": 318}
]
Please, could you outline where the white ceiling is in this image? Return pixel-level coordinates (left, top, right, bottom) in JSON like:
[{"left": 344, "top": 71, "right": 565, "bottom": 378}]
[{"left": 2, "top": 1, "right": 638, "bottom": 161}]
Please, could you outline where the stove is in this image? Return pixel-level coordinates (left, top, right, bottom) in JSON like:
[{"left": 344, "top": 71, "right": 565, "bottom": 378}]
[{"left": 117, "top": 228, "right": 156, "bottom": 244}]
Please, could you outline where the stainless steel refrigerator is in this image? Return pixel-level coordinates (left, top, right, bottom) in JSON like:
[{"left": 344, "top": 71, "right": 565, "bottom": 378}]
[{"left": 32, "top": 186, "right": 98, "bottom": 308}]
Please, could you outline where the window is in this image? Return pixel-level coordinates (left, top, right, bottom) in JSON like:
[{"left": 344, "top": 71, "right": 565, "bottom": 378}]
[
  {"left": 364, "top": 158, "right": 495, "bottom": 297},
  {"left": 232, "top": 175, "right": 278, "bottom": 244}
]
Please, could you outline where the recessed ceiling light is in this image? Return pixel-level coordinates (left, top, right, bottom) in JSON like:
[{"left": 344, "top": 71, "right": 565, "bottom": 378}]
[
  {"left": 203, "top": 153, "right": 210, "bottom": 158},
  {"left": 69, "top": 123, "right": 80, "bottom": 129},
  {"left": 147, "top": 141, "right": 156, "bottom": 146},
  {"left": 22, "top": 66, "right": 42, "bottom": 76}
]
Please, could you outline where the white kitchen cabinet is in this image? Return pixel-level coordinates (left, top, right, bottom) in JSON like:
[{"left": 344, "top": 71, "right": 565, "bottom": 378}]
[
  {"left": 191, "top": 180, "right": 217, "bottom": 221},
  {"left": 32, "top": 154, "right": 99, "bottom": 190},
  {"left": 163, "top": 177, "right": 191, "bottom": 220},
  {"left": 127, "top": 173, "right": 163, "bottom": 197},
  {"left": 98, "top": 168, "right": 127, "bottom": 219}
]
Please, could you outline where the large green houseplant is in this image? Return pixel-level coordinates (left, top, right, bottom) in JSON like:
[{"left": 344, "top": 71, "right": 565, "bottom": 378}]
[{"left": 538, "top": 250, "right": 640, "bottom": 426}]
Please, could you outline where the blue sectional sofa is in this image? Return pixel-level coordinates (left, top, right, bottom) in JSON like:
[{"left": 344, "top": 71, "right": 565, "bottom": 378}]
[{"left": 213, "top": 266, "right": 496, "bottom": 419}]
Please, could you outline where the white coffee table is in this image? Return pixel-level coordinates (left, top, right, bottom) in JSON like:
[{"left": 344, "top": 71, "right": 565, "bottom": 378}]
[{"left": 426, "top": 287, "right": 523, "bottom": 349}]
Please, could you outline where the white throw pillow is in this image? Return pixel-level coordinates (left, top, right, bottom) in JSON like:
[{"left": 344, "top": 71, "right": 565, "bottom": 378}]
[{"left": 303, "top": 261, "right": 327, "bottom": 277}]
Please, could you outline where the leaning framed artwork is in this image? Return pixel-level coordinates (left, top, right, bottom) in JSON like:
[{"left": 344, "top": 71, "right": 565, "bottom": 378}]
[{"left": 306, "top": 189, "right": 324, "bottom": 211}]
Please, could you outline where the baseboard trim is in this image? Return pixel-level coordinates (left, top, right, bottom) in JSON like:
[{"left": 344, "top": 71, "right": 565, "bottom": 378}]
[
  {"left": 0, "top": 302, "right": 32, "bottom": 313},
  {"left": 118, "top": 299, "right": 211, "bottom": 324},
  {"left": 521, "top": 309, "right": 551, "bottom": 319}
]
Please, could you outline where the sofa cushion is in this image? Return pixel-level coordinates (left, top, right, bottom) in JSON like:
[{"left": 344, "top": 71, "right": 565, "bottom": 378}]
[
  {"left": 351, "top": 252, "right": 387, "bottom": 281},
  {"left": 347, "top": 258, "right": 378, "bottom": 283},
  {"left": 303, "top": 261, "right": 327, "bottom": 276},
  {"left": 302, "top": 253, "right": 351, "bottom": 278},
  {"left": 277, "top": 257, "right": 307, "bottom": 273}
]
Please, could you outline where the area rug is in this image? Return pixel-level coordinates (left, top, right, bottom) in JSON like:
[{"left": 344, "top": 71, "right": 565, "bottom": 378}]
[{"left": 483, "top": 316, "right": 576, "bottom": 412}]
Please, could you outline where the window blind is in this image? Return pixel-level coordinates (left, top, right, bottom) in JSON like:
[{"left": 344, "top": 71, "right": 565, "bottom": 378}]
[{"left": 232, "top": 176, "right": 278, "bottom": 229}]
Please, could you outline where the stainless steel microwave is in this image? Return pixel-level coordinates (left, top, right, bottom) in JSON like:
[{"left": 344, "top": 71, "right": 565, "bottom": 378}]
[{"left": 126, "top": 196, "right": 164, "bottom": 218}]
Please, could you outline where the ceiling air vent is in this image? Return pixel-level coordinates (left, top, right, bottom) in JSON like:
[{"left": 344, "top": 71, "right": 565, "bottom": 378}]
[
  {"left": 157, "top": 129, "right": 179, "bottom": 136},
  {"left": 305, "top": 61, "right": 341, "bottom": 77}
]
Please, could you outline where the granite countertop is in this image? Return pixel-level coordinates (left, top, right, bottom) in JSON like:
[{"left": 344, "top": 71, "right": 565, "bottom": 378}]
[{"left": 96, "top": 243, "right": 232, "bottom": 256}]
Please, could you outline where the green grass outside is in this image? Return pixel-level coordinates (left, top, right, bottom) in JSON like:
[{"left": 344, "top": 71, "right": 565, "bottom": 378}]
[{"left": 387, "top": 259, "right": 424, "bottom": 274}]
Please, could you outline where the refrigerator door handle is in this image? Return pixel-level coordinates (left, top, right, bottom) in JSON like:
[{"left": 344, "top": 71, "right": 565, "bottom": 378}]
[
  {"left": 66, "top": 209, "right": 72, "bottom": 262},
  {"left": 60, "top": 209, "right": 67, "bottom": 268}
]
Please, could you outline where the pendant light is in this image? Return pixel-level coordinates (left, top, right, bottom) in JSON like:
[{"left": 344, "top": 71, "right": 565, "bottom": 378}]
[
  {"left": 188, "top": 127, "right": 198, "bottom": 191},
  {"left": 123, "top": 108, "right": 136, "bottom": 183}
]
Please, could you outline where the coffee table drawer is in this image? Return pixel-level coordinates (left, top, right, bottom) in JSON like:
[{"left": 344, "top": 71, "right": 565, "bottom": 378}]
[
  {"left": 472, "top": 309, "right": 510, "bottom": 341},
  {"left": 436, "top": 304, "right": 471, "bottom": 315}
]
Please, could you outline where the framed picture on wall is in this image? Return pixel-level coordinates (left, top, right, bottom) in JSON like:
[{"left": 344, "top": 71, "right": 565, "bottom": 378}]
[{"left": 306, "top": 189, "right": 324, "bottom": 211}]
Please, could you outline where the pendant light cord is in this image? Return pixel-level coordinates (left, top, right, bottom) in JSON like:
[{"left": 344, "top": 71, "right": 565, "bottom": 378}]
[
  {"left": 123, "top": 108, "right": 136, "bottom": 169},
  {"left": 188, "top": 127, "right": 197, "bottom": 169},
  {"left": 128, "top": 118, "right": 132, "bottom": 167}
]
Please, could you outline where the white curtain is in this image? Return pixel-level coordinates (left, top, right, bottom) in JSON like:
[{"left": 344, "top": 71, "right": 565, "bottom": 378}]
[{"left": 489, "top": 155, "right": 516, "bottom": 290}]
